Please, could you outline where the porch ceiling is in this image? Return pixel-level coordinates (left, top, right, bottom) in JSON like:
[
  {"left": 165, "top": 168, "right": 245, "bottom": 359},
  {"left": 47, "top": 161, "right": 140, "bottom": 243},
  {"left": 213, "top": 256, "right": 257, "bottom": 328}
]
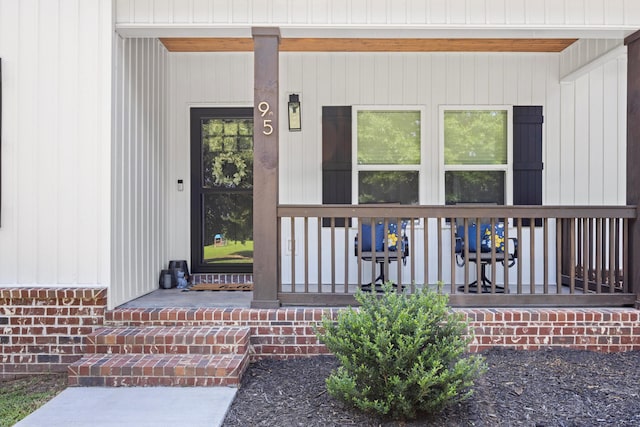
[{"left": 159, "top": 37, "right": 578, "bottom": 53}]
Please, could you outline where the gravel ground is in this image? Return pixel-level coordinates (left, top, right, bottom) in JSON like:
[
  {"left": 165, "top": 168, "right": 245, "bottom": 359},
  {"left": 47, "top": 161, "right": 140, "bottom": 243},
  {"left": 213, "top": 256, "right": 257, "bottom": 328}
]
[{"left": 223, "top": 348, "right": 640, "bottom": 427}]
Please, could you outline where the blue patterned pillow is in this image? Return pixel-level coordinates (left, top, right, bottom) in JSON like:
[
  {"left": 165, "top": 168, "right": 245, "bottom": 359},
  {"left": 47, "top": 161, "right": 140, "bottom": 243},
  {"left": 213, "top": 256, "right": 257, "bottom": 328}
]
[
  {"left": 360, "top": 223, "right": 385, "bottom": 251},
  {"left": 481, "top": 223, "right": 505, "bottom": 253}
]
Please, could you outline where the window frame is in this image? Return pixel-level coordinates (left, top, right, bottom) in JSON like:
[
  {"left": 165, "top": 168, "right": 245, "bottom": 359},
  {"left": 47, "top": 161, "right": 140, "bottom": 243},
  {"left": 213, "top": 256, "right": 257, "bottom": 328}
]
[
  {"left": 439, "top": 105, "right": 514, "bottom": 206},
  {"left": 351, "top": 105, "right": 427, "bottom": 205}
]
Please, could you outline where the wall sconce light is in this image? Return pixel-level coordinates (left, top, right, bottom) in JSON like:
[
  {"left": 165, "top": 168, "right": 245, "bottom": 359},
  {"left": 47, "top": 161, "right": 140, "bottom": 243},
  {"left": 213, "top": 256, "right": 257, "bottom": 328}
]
[{"left": 288, "top": 94, "right": 301, "bottom": 131}]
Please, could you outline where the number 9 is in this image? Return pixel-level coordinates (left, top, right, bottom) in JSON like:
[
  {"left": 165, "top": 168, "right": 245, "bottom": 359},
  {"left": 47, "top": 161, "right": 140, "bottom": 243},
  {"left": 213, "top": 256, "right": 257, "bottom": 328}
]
[{"left": 258, "top": 101, "right": 270, "bottom": 117}]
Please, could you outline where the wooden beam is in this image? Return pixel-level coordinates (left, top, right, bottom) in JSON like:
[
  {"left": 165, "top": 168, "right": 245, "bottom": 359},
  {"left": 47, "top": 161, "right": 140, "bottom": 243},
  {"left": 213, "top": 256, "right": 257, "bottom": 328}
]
[
  {"left": 160, "top": 37, "right": 577, "bottom": 53},
  {"left": 159, "top": 37, "right": 253, "bottom": 52},
  {"left": 625, "top": 30, "right": 640, "bottom": 309},
  {"left": 251, "top": 27, "right": 281, "bottom": 309}
]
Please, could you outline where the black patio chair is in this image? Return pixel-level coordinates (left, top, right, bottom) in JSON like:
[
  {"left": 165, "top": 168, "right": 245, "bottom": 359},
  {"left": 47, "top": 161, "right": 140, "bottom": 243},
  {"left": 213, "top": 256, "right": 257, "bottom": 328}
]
[
  {"left": 354, "top": 219, "right": 409, "bottom": 292},
  {"left": 455, "top": 219, "right": 518, "bottom": 293}
]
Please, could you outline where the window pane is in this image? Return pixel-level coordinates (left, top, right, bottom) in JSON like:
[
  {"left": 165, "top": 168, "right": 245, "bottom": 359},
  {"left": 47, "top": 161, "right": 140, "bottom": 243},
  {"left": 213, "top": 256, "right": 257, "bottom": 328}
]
[
  {"left": 445, "top": 171, "right": 505, "bottom": 205},
  {"left": 359, "top": 171, "right": 419, "bottom": 204},
  {"left": 444, "top": 110, "right": 507, "bottom": 165},
  {"left": 202, "top": 193, "right": 253, "bottom": 265},
  {"left": 202, "top": 118, "right": 253, "bottom": 189},
  {"left": 357, "top": 111, "right": 421, "bottom": 165}
]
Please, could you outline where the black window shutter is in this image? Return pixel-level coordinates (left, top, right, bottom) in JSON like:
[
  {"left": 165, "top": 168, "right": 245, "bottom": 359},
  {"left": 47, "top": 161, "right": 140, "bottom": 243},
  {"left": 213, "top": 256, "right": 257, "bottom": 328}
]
[
  {"left": 513, "top": 106, "right": 543, "bottom": 226},
  {"left": 322, "top": 106, "right": 352, "bottom": 227}
]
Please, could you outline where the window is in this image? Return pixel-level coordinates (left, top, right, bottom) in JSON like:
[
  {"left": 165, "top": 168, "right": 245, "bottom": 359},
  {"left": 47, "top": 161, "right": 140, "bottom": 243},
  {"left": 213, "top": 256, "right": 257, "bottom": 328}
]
[
  {"left": 353, "top": 108, "right": 424, "bottom": 205},
  {"left": 441, "top": 107, "right": 513, "bottom": 205}
]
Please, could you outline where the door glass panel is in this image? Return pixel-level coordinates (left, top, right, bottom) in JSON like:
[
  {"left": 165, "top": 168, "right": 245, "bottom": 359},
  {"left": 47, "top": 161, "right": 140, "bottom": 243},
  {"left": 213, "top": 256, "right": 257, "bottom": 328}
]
[
  {"left": 202, "top": 193, "right": 253, "bottom": 264},
  {"left": 202, "top": 119, "right": 253, "bottom": 190},
  {"left": 193, "top": 112, "right": 253, "bottom": 270}
]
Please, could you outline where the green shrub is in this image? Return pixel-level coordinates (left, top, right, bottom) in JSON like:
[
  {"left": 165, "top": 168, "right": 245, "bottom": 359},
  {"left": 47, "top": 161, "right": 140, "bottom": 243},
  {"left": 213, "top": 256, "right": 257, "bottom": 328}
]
[{"left": 316, "top": 283, "right": 487, "bottom": 420}]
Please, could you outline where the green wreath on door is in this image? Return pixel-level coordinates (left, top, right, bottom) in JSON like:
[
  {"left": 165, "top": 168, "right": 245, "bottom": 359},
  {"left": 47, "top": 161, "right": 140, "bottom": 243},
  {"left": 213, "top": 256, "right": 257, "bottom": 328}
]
[{"left": 212, "top": 152, "right": 247, "bottom": 187}]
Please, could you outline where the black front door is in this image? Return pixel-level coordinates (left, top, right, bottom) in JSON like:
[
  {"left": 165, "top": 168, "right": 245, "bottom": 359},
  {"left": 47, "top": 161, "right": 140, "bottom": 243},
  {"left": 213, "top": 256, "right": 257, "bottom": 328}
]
[{"left": 190, "top": 108, "right": 253, "bottom": 273}]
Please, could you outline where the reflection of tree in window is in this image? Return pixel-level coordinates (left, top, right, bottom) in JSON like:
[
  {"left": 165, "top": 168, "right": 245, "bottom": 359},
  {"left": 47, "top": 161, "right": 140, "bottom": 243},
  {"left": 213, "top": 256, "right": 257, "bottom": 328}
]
[
  {"left": 357, "top": 111, "right": 421, "bottom": 165},
  {"left": 445, "top": 171, "right": 505, "bottom": 205},
  {"left": 444, "top": 110, "right": 508, "bottom": 205},
  {"left": 444, "top": 111, "right": 507, "bottom": 165},
  {"left": 356, "top": 110, "right": 421, "bottom": 205},
  {"left": 359, "top": 171, "right": 419, "bottom": 204}
]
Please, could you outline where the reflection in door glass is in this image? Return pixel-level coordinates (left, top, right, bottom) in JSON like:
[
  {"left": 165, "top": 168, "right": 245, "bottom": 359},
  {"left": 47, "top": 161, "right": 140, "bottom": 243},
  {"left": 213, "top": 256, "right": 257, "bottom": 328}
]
[{"left": 203, "top": 193, "right": 253, "bottom": 264}]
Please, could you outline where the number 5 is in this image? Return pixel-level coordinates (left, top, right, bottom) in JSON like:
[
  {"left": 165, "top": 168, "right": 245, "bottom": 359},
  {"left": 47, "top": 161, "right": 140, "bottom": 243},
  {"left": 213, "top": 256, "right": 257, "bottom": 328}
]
[{"left": 263, "top": 119, "right": 273, "bottom": 135}]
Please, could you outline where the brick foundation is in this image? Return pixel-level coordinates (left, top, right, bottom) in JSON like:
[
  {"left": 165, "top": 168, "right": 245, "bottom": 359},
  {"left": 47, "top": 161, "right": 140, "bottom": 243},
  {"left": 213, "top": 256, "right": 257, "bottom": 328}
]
[
  {"left": 105, "top": 307, "right": 640, "bottom": 359},
  {"left": 0, "top": 287, "right": 107, "bottom": 379},
  {"left": 2, "top": 287, "right": 639, "bottom": 377}
]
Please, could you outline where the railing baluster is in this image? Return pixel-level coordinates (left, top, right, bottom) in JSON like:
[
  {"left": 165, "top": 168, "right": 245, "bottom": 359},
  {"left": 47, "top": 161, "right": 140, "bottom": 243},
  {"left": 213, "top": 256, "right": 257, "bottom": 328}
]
[
  {"left": 570, "top": 218, "right": 576, "bottom": 293},
  {"left": 596, "top": 217, "right": 602, "bottom": 293},
  {"left": 304, "top": 216, "right": 309, "bottom": 293},
  {"left": 370, "top": 218, "right": 376, "bottom": 286},
  {"left": 623, "top": 218, "right": 629, "bottom": 292},
  {"left": 490, "top": 217, "right": 497, "bottom": 293},
  {"left": 423, "top": 217, "right": 428, "bottom": 292},
  {"left": 344, "top": 216, "right": 349, "bottom": 294},
  {"left": 463, "top": 218, "right": 469, "bottom": 293},
  {"left": 290, "top": 217, "right": 296, "bottom": 292},
  {"left": 530, "top": 217, "right": 535, "bottom": 294},
  {"left": 396, "top": 218, "right": 402, "bottom": 291},
  {"left": 609, "top": 218, "right": 616, "bottom": 293},
  {"left": 317, "top": 216, "right": 322, "bottom": 293},
  {"left": 556, "top": 218, "right": 562, "bottom": 294},
  {"left": 615, "top": 218, "right": 622, "bottom": 292},
  {"left": 357, "top": 220, "right": 362, "bottom": 290},
  {"left": 504, "top": 217, "right": 510, "bottom": 293},
  {"left": 277, "top": 217, "right": 282, "bottom": 292},
  {"left": 583, "top": 217, "right": 590, "bottom": 294},
  {"left": 449, "top": 218, "right": 455, "bottom": 294},
  {"left": 543, "top": 217, "right": 549, "bottom": 294},
  {"left": 439, "top": 217, "right": 444, "bottom": 287},
  {"left": 517, "top": 219, "right": 523, "bottom": 294},
  {"left": 476, "top": 218, "right": 482, "bottom": 294},
  {"left": 410, "top": 218, "right": 416, "bottom": 292},
  {"left": 330, "top": 217, "right": 336, "bottom": 293}
]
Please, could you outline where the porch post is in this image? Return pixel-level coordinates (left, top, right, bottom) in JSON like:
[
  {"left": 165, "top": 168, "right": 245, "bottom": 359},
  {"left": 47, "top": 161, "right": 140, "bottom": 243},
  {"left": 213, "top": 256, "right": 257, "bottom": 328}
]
[
  {"left": 625, "top": 30, "right": 640, "bottom": 308},
  {"left": 251, "top": 27, "right": 281, "bottom": 308}
]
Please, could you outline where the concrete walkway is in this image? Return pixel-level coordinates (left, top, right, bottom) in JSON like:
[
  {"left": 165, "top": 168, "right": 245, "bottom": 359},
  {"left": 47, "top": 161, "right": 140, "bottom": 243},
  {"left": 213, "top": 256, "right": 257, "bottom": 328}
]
[{"left": 15, "top": 387, "right": 237, "bottom": 427}]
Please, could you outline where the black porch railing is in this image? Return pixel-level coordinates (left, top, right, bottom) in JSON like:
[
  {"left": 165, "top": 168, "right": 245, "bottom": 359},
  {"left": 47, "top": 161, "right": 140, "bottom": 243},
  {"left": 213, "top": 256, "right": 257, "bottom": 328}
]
[{"left": 276, "top": 205, "right": 638, "bottom": 307}]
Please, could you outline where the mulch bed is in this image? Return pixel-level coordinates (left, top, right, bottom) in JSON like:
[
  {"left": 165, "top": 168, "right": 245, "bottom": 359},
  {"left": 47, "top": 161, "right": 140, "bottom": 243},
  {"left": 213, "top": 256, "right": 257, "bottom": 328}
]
[{"left": 223, "top": 348, "right": 640, "bottom": 426}]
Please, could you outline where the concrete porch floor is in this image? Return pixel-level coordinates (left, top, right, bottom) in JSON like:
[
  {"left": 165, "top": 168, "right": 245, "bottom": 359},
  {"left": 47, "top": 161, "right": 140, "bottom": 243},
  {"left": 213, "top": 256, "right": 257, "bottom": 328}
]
[
  {"left": 116, "top": 281, "right": 583, "bottom": 310},
  {"left": 117, "top": 288, "right": 253, "bottom": 309}
]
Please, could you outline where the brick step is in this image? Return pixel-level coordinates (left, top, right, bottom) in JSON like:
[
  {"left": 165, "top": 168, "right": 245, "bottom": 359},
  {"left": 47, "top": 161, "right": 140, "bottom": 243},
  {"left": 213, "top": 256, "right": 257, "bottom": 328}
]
[
  {"left": 105, "top": 308, "right": 253, "bottom": 327},
  {"left": 68, "top": 353, "right": 248, "bottom": 387},
  {"left": 85, "top": 326, "right": 250, "bottom": 355}
]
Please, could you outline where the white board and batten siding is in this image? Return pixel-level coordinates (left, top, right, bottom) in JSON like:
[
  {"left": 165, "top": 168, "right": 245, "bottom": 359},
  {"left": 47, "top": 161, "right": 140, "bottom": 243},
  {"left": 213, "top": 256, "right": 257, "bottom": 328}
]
[
  {"left": 166, "top": 51, "right": 253, "bottom": 261},
  {"left": 559, "top": 41, "right": 627, "bottom": 206},
  {"left": 280, "top": 49, "right": 626, "bottom": 204},
  {"left": 111, "top": 37, "right": 171, "bottom": 308},
  {"left": 115, "top": 0, "right": 640, "bottom": 30},
  {"left": 0, "top": 0, "right": 112, "bottom": 290}
]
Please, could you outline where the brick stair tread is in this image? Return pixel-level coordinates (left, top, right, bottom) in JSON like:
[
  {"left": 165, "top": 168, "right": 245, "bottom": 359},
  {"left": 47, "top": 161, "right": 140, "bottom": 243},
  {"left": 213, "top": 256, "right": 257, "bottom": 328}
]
[
  {"left": 68, "top": 353, "right": 248, "bottom": 387},
  {"left": 85, "top": 326, "right": 250, "bottom": 355}
]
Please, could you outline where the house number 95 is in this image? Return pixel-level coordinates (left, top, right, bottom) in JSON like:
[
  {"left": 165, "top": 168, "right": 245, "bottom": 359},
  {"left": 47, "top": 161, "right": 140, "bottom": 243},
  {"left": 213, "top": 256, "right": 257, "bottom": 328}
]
[{"left": 258, "top": 101, "right": 273, "bottom": 135}]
